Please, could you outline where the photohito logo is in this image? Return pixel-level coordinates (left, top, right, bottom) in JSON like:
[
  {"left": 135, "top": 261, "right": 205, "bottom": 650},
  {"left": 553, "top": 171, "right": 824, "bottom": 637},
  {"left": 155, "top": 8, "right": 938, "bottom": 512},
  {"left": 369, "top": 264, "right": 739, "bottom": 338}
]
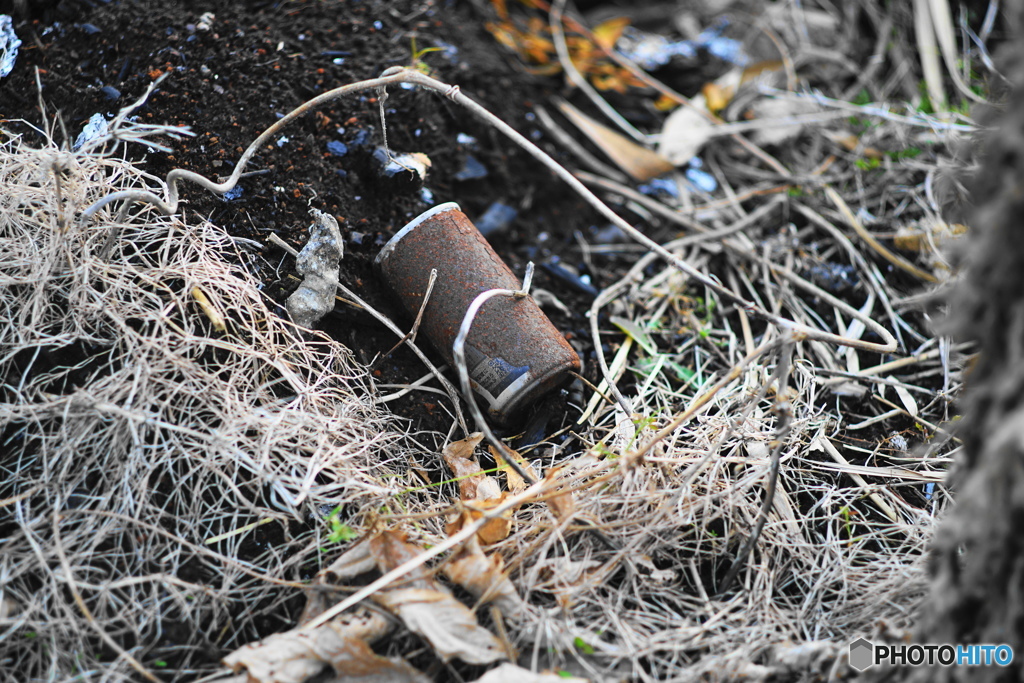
[{"left": 848, "top": 638, "right": 1014, "bottom": 671}]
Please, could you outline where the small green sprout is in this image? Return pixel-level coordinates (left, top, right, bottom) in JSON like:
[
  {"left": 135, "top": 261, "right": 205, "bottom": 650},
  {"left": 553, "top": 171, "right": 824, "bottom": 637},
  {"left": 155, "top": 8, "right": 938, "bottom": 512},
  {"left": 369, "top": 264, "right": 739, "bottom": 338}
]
[
  {"left": 410, "top": 36, "right": 443, "bottom": 75},
  {"left": 325, "top": 505, "right": 358, "bottom": 544},
  {"left": 573, "top": 636, "right": 596, "bottom": 655}
]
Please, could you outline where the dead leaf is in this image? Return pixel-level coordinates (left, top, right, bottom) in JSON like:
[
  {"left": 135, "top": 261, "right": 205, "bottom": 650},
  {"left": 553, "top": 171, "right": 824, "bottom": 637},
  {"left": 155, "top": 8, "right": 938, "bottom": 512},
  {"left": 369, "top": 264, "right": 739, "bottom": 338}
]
[
  {"left": 447, "top": 498, "right": 514, "bottom": 544},
  {"left": 490, "top": 445, "right": 537, "bottom": 493},
  {"left": 368, "top": 529, "right": 432, "bottom": 588},
  {"left": 557, "top": 100, "right": 674, "bottom": 181},
  {"left": 544, "top": 467, "right": 575, "bottom": 522},
  {"left": 893, "top": 221, "right": 968, "bottom": 252},
  {"left": 471, "top": 663, "right": 589, "bottom": 683},
  {"left": 223, "top": 610, "right": 429, "bottom": 683},
  {"left": 893, "top": 384, "right": 919, "bottom": 418},
  {"left": 375, "top": 587, "right": 507, "bottom": 664},
  {"left": 702, "top": 82, "right": 732, "bottom": 115},
  {"left": 445, "top": 535, "right": 526, "bottom": 615},
  {"left": 657, "top": 100, "right": 716, "bottom": 166},
  {"left": 476, "top": 476, "right": 502, "bottom": 501},
  {"left": 443, "top": 433, "right": 486, "bottom": 500},
  {"left": 591, "top": 17, "right": 630, "bottom": 51},
  {"left": 746, "top": 97, "right": 822, "bottom": 147},
  {"left": 657, "top": 67, "right": 749, "bottom": 165},
  {"left": 320, "top": 540, "right": 376, "bottom": 584},
  {"left": 533, "top": 557, "right": 603, "bottom": 584}
]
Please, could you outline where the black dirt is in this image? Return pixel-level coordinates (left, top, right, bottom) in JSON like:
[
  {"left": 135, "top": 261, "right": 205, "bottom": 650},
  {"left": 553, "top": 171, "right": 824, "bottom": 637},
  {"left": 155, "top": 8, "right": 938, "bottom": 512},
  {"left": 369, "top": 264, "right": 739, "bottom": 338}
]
[{"left": 0, "top": 0, "right": 617, "bottom": 435}]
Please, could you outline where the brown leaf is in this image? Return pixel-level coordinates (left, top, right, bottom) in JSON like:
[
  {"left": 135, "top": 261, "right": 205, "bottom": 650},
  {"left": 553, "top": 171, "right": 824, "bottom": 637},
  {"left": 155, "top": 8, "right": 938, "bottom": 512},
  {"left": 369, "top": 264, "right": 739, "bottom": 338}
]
[
  {"left": 544, "top": 467, "right": 576, "bottom": 522},
  {"left": 445, "top": 535, "right": 526, "bottom": 616},
  {"left": 223, "top": 610, "right": 428, "bottom": 683},
  {"left": 446, "top": 498, "right": 514, "bottom": 544},
  {"left": 490, "top": 446, "right": 537, "bottom": 493},
  {"left": 443, "top": 433, "right": 486, "bottom": 500},
  {"left": 702, "top": 82, "right": 733, "bottom": 115},
  {"left": 368, "top": 529, "right": 432, "bottom": 589},
  {"left": 591, "top": 17, "right": 630, "bottom": 52},
  {"left": 557, "top": 100, "right": 674, "bottom": 181},
  {"left": 375, "top": 588, "right": 507, "bottom": 665},
  {"left": 320, "top": 540, "right": 376, "bottom": 583}
]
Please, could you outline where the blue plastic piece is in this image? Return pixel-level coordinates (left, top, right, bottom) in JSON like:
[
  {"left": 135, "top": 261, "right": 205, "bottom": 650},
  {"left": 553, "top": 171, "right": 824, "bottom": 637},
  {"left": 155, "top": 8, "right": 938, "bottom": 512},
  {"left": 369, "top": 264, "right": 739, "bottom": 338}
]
[
  {"left": 476, "top": 202, "right": 518, "bottom": 236},
  {"left": 454, "top": 155, "right": 488, "bottom": 181}
]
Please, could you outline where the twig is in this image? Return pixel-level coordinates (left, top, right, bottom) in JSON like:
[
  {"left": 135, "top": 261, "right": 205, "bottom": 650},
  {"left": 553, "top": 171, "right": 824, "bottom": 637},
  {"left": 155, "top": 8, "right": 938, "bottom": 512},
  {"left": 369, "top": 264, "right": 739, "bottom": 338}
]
[
  {"left": 268, "top": 232, "right": 467, "bottom": 432},
  {"left": 818, "top": 438, "right": 901, "bottom": 524},
  {"left": 548, "top": 0, "right": 647, "bottom": 143},
  {"left": 824, "top": 186, "right": 939, "bottom": 283},
  {"left": 718, "top": 341, "right": 795, "bottom": 594},
  {"left": 300, "top": 472, "right": 558, "bottom": 632},
  {"left": 451, "top": 263, "right": 539, "bottom": 486},
  {"left": 534, "top": 105, "right": 629, "bottom": 183},
  {"left": 379, "top": 268, "right": 437, "bottom": 359},
  {"left": 79, "top": 67, "right": 897, "bottom": 359},
  {"left": 527, "top": 0, "right": 793, "bottom": 177}
]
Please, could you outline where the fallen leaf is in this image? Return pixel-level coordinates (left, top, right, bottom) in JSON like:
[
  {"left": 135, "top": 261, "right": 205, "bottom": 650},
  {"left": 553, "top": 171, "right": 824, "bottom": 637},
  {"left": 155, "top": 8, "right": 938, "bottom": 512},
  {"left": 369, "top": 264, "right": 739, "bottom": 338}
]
[
  {"left": 657, "top": 67, "right": 750, "bottom": 165},
  {"left": 894, "top": 384, "right": 919, "bottom": 418},
  {"left": 490, "top": 446, "right": 537, "bottom": 493},
  {"left": 702, "top": 82, "right": 733, "bottom": 115},
  {"left": 445, "top": 534, "right": 526, "bottom": 616},
  {"left": 320, "top": 540, "right": 376, "bottom": 584},
  {"left": 533, "top": 557, "right": 603, "bottom": 584},
  {"left": 443, "top": 433, "right": 487, "bottom": 500},
  {"left": 609, "top": 315, "right": 658, "bottom": 355},
  {"left": 657, "top": 99, "right": 716, "bottom": 166},
  {"left": 447, "top": 498, "right": 514, "bottom": 544},
  {"left": 591, "top": 17, "right": 630, "bottom": 52},
  {"left": 557, "top": 100, "right": 674, "bottom": 181},
  {"left": 476, "top": 476, "right": 502, "bottom": 501},
  {"left": 368, "top": 529, "right": 432, "bottom": 588},
  {"left": 223, "top": 610, "right": 429, "bottom": 683},
  {"left": 375, "top": 587, "right": 507, "bottom": 664},
  {"left": 745, "top": 97, "right": 822, "bottom": 147},
  {"left": 893, "top": 221, "right": 968, "bottom": 252},
  {"left": 544, "top": 467, "right": 576, "bottom": 522}
]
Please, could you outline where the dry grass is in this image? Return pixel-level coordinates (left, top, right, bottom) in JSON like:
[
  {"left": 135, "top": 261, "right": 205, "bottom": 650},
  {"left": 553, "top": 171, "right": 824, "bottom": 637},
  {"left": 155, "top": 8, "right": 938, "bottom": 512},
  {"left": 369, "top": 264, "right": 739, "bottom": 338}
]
[
  {"left": 0, "top": 0, "right": 993, "bottom": 680},
  {"left": 0, "top": 130, "right": 417, "bottom": 680}
]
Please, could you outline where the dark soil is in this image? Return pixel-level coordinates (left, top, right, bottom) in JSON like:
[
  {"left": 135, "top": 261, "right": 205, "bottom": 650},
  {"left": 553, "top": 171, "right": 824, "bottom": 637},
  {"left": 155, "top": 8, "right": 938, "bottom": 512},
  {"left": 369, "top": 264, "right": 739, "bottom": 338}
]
[{"left": 0, "top": 0, "right": 629, "bottom": 437}]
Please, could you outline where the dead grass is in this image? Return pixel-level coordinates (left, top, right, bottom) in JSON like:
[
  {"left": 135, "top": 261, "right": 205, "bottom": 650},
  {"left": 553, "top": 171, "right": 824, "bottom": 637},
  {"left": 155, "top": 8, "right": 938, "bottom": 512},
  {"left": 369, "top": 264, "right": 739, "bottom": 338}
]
[
  {"left": 0, "top": 129, "right": 416, "bottom": 679},
  {"left": 0, "top": 0, "right": 995, "bottom": 680}
]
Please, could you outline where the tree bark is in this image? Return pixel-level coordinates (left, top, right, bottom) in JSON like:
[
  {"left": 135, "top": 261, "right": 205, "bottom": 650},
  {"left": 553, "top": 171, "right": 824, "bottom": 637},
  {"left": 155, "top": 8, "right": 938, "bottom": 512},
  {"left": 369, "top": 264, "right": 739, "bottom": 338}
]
[{"left": 889, "top": 5, "right": 1024, "bottom": 681}]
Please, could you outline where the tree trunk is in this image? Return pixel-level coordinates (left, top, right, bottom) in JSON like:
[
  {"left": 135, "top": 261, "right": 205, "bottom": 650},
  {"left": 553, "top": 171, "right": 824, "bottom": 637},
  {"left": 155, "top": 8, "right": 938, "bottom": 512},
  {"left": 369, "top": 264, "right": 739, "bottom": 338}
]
[{"left": 891, "top": 5, "right": 1024, "bottom": 681}]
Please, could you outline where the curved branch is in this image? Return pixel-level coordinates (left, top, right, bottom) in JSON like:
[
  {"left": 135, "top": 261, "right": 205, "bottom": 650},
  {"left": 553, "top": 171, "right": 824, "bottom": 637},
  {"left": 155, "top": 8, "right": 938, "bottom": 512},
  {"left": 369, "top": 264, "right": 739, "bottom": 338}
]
[{"left": 79, "top": 67, "right": 897, "bottom": 356}]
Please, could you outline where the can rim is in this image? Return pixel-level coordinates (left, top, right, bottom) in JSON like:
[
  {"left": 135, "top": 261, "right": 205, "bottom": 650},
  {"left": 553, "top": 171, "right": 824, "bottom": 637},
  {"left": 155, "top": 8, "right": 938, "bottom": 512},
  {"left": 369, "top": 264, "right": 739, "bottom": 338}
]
[{"left": 373, "top": 202, "right": 462, "bottom": 268}]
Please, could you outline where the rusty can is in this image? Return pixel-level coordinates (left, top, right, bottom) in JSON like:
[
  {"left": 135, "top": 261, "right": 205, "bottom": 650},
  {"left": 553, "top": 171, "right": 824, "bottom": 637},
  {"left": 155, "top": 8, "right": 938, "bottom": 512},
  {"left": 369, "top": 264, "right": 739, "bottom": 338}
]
[{"left": 374, "top": 202, "right": 581, "bottom": 424}]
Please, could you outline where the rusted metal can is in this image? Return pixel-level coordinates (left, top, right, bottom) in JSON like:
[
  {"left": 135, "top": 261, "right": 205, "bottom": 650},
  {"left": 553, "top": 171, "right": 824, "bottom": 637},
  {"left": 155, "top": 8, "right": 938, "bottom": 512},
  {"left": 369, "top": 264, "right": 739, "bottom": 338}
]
[{"left": 375, "top": 202, "right": 580, "bottom": 424}]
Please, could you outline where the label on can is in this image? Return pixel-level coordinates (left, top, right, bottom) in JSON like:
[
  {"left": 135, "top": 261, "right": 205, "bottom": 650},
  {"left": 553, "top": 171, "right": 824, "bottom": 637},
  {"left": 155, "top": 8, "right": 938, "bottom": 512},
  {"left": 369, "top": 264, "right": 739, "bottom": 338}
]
[{"left": 466, "top": 345, "right": 531, "bottom": 412}]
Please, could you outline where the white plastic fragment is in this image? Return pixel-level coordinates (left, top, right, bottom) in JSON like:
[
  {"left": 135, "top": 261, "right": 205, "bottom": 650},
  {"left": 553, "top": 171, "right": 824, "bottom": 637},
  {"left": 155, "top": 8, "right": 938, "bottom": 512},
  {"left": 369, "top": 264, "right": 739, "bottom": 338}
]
[
  {"left": 0, "top": 15, "right": 22, "bottom": 78},
  {"left": 73, "top": 113, "right": 109, "bottom": 151}
]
